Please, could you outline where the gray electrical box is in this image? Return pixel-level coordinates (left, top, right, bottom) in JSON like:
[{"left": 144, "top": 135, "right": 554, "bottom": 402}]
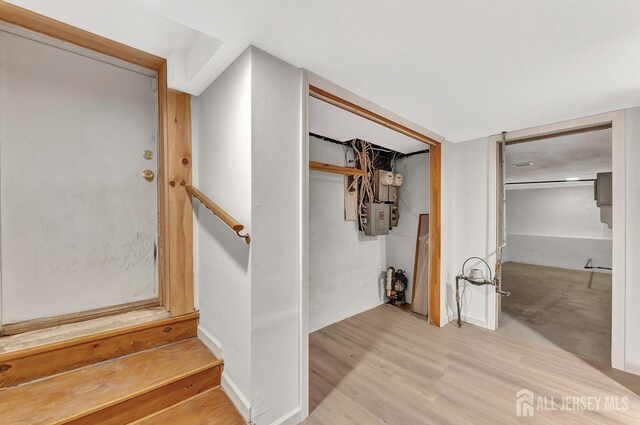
[
  {"left": 390, "top": 204, "right": 399, "bottom": 227},
  {"left": 364, "top": 203, "right": 390, "bottom": 236},
  {"left": 374, "top": 170, "right": 397, "bottom": 203},
  {"left": 595, "top": 172, "right": 612, "bottom": 207}
]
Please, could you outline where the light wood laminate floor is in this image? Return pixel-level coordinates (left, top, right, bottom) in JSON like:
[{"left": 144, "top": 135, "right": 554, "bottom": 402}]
[{"left": 304, "top": 304, "right": 640, "bottom": 424}]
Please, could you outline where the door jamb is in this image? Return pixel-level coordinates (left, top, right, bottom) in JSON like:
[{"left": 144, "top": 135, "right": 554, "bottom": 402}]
[{"left": 488, "top": 111, "right": 625, "bottom": 370}]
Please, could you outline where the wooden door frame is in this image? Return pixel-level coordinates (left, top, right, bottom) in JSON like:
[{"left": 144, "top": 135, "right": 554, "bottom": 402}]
[
  {"left": 308, "top": 85, "right": 442, "bottom": 327},
  {"left": 0, "top": 1, "right": 194, "bottom": 327}
]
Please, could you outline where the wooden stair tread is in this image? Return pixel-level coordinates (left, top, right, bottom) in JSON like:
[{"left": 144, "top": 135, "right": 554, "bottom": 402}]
[
  {"left": 0, "top": 338, "right": 222, "bottom": 425},
  {"left": 0, "top": 312, "right": 200, "bottom": 388},
  {"left": 132, "top": 388, "right": 244, "bottom": 425}
]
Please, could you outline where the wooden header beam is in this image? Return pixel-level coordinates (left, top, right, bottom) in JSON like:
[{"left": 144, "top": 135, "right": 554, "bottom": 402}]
[{"left": 309, "top": 85, "right": 440, "bottom": 147}]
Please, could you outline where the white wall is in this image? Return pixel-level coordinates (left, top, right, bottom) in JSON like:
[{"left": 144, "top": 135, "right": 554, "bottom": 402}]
[
  {"left": 504, "top": 185, "right": 612, "bottom": 270},
  {"left": 624, "top": 107, "right": 640, "bottom": 372},
  {"left": 195, "top": 46, "right": 303, "bottom": 425},
  {"left": 308, "top": 137, "right": 386, "bottom": 332},
  {"left": 444, "top": 139, "right": 494, "bottom": 328},
  {"left": 387, "top": 153, "right": 430, "bottom": 304},
  {"left": 249, "top": 47, "right": 303, "bottom": 425},
  {"left": 193, "top": 48, "right": 252, "bottom": 404}
]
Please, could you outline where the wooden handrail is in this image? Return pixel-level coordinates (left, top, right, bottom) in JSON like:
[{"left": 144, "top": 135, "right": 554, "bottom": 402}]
[
  {"left": 185, "top": 185, "right": 250, "bottom": 244},
  {"left": 309, "top": 161, "right": 367, "bottom": 177}
]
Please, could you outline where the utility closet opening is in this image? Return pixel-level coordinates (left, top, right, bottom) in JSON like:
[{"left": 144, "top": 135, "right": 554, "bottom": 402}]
[
  {"left": 497, "top": 127, "right": 613, "bottom": 364},
  {"left": 308, "top": 95, "right": 431, "bottom": 333}
]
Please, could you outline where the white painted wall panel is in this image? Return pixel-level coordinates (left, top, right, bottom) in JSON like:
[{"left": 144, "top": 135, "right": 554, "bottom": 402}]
[
  {"left": 506, "top": 185, "right": 612, "bottom": 239},
  {"left": 624, "top": 107, "right": 640, "bottom": 370},
  {"left": 0, "top": 31, "right": 157, "bottom": 324},
  {"left": 308, "top": 137, "right": 385, "bottom": 332},
  {"left": 250, "top": 47, "right": 302, "bottom": 425},
  {"left": 386, "top": 153, "right": 429, "bottom": 304},
  {"left": 193, "top": 49, "right": 252, "bottom": 401},
  {"left": 504, "top": 185, "right": 612, "bottom": 271},
  {"left": 505, "top": 234, "right": 612, "bottom": 271}
]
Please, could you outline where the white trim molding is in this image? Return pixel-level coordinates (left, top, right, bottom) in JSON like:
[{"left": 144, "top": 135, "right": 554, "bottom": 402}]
[
  {"left": 270, "top": 407, "right": 302, "bottom": 425},
  {"left": 447, "top": 313, "right": 488, "bottom": 329},
  {"left": 222, "top": 372, "right": 251, "bottom": 423},
  {"left": 197, "top": 326, "right": 251, "bottom": 421},
  {"left": 197, "top": 326, "right": 223, "bottom": 359}
]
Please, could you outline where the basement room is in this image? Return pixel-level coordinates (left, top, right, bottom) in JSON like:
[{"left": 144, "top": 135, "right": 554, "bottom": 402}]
[{"left": 0, "top": 1, "right": 639, "bottom": 425}]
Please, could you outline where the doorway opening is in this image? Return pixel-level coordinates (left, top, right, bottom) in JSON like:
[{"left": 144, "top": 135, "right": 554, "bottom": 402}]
[
  {"left": 304, "top": 84, "right": 441, "bottom": 417},
  {"left": 496, "top": 125, "right": 614, "bottom": 364}
]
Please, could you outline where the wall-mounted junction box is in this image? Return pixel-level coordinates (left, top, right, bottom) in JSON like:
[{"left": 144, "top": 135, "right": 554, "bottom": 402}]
[
  {"left": 374, "top": 170, "right": 398, "bottom": 203},
  {"left": 364, "top": 202, "right": 390, "bottom": 236},
  {"left": 595, "top": 172, "right": 612, "bottom": 207},
  {"left": 595, "top": 172, "right": 612, "bottom": 229},
  {"left": 344, "top": 175, "right": 358, "bottom": 221},
  {"left": 390, "top": 204, "right": 399, "bottom": 227}
]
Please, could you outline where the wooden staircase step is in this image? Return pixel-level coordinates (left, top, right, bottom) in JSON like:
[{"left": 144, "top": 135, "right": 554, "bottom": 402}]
[
  {"left": 0, "top": 312, "right": 199, "bottom": 388},
  {"left": 132, "top": 387, "right": 245, "bottom": 425},
  {"left": 0, "top": 338, "right": 222, "bottom": 425}
]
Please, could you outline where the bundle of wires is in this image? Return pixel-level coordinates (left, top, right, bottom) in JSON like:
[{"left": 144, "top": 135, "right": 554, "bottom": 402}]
[{"left": 309, "top": 132, "right": 428, "bottom": 231}]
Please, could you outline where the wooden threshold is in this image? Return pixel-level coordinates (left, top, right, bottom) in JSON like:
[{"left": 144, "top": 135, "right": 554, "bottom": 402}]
[
  {"left": 1, "top": 299, "right": 161, "bottom": 337},
  {"left": 0, "top": 311, "right": 199, "bottom": 388}
]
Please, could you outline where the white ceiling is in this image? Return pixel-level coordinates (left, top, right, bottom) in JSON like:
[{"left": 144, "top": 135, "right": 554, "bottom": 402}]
[
  {"left": 10, "top": 1, "right": 640, "bottom": 142},
  {"left": 309, "top": 97, "right": 428, "bottom": 154},
  {"left": 505, "top": 128, "right": 612, "bottom": 183}
]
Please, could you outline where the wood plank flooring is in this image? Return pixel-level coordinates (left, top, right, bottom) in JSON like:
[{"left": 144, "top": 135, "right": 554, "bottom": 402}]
[{"left": 304, "top": 304, "right": 640, "bottom": 425}]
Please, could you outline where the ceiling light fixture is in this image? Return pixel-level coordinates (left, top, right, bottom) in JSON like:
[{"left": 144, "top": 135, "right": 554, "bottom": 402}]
[
  {"left": 566, "top": 177, "right": 580, "bottom": 181},
  {"left": 512, "top": 162, "right": 534, "bottom": 167}
]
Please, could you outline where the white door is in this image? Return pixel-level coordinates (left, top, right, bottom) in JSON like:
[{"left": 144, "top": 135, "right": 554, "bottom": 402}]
[
  {"left": 495, "top": 138, "right": 507, "bottom": 326},
  {"left": 0, "top": 30, "right": 158, "bottom": 324}
]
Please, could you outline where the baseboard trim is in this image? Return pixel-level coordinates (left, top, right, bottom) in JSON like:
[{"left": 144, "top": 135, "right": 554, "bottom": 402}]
[
  {"left": 197, "top": 327, "right": 251, "bottom": 421},
  {"left": 625, "top": 362, "right": 640, "bottom": 376},
  {"left": 222, "top": 371, "right": 251, "bottom": 422},
  {"left": 271, "top": 407, "right": 301, "bottom": 425},
  {"left": 197, "top": 326, "right": 223, "bottom": 358},
  {"left": 447, "top": 313, "right": 488, "bottom": 329}
]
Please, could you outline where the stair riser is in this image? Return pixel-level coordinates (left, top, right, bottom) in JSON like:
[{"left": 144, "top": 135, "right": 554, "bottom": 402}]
[
  {"left": 67, "top": 365, "right": 222, "bottom": 425},
  {"left": 0, "top": 315, "right": 198, "bottom": 388}
]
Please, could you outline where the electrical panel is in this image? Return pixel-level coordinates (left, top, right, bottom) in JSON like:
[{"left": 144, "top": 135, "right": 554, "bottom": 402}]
[
  {"left": 595, "top": 172, "right": 612, "bottom": 207},
  {"left": 364, "top": 202, "right": 390, "bottom": 236},
  {"left": 390, "top": 204, "right": 399, "bottom": 227},
  {"left": 374, "top": 170, "right": 397, "bottom": 203},
  {"left": 595, "top": 172, "right": 612, "bottom": 229},
  {"left": 374, "top": 170, "right": 403, "bottom": 204}
]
